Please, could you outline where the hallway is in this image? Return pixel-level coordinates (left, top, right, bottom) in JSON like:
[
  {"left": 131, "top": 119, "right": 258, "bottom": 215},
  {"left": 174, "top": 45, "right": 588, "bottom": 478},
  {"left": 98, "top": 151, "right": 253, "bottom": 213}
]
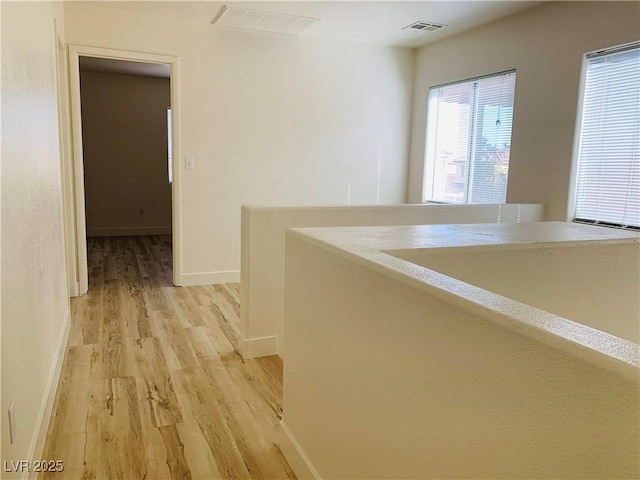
[{"left": 41, "top": 235, "right": 295, "bottom": 479}]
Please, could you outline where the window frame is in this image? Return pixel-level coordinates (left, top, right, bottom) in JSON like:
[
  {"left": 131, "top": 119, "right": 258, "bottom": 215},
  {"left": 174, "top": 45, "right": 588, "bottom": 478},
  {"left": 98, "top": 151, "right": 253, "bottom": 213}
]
[
  {"left": 422, "top": 69, "right": 516, "bottom": 205},
  {"left": 569, "top": 41, "right": 640, "bottom": 231}
]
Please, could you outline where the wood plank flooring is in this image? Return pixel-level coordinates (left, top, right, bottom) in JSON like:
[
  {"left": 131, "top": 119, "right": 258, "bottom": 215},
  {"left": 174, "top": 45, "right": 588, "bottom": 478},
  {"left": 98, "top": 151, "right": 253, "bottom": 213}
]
[{"left": 40, "top": 235, "right": 295, "bottom": 479}]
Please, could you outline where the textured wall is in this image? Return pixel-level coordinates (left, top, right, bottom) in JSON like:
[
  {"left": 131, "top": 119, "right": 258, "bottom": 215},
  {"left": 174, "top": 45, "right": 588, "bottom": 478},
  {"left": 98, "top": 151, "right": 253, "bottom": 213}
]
[
  {"left": 282, "top": 224, "right": 639, "bottom": 478},
  {"left": 240, "top": 203, "right": 544, "bottom": 358},
  {"left": 1, "top": 1, "right": 69, "bottom": 475},
  {"left": 394, "top": 242, "right": 640, "bottom": 343}
]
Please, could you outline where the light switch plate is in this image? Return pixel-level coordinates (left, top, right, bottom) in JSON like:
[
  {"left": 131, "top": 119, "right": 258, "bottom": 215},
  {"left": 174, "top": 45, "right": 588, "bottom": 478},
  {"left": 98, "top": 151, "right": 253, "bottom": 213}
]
[{"left": 185, "top": 156, "right": 195, "bottom": 170}]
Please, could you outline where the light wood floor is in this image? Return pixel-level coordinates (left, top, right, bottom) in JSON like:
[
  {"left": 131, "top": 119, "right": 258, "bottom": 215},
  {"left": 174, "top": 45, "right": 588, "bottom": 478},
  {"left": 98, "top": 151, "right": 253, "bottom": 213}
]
[{"left": 41, "top": 235, "right": 295, "bottom": 479}]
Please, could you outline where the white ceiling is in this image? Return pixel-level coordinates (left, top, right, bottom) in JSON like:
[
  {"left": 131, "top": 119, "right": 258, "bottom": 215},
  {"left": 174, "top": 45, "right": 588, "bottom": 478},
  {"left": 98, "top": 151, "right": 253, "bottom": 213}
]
[{"left": 88, "top": 1, "right": 543, "bottom": 48}]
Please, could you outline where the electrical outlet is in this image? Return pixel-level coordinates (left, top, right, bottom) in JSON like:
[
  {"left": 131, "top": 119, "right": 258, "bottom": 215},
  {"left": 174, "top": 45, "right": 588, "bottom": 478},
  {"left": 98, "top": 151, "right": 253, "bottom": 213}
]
[
  {"left": 139, "top": 207, "right": 144, "bottom": 215},
  {"left": 8, "top": 401, "right": 15, "bottom": 444}
]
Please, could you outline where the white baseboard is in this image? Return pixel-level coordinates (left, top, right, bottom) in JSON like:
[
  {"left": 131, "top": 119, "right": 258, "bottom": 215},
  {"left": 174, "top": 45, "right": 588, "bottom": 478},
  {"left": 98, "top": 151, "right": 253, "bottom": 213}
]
[
  {"left": 180, "top": 270, "right": 240, "bottom": 286},
  {"left": 238, "top": 334, "right": 277, "bottom": 359},
  {"left": 87, "top": 226, "right": 171, "bottom": 237},
  {"left": 279, "top": 420, "right": 321, "bottom": 480},
  {"left": 26, "top": 310, "right": 71, "bottom": 480}
]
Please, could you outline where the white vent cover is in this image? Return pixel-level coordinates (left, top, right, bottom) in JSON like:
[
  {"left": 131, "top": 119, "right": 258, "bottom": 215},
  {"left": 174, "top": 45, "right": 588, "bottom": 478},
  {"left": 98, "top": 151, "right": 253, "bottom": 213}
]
[
  {"left": 403, "top": 21, "right": 447, "bottom": 33},
  {"left": 212, "top": 5, "right": 319, "bottom": 35}
]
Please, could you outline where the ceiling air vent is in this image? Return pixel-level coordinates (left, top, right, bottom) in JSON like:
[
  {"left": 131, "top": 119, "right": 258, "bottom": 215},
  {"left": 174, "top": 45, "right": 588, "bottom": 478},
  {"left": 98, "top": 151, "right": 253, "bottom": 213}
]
[
  {"left": 403, "top": 21, "right": 447, "bottom": 33},
  {"left": 212, "top": 5, "right": 319, "bottom": 35}
]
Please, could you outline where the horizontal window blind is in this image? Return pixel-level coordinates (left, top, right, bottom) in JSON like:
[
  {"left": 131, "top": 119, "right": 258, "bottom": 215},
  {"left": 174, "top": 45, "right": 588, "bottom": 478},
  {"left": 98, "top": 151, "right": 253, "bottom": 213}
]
[
  {"left": 574, "top": 43, "right": 640, "bottom": 229},
  {"left": 424, "top": 71, "right": 515, "bottom": 204}
]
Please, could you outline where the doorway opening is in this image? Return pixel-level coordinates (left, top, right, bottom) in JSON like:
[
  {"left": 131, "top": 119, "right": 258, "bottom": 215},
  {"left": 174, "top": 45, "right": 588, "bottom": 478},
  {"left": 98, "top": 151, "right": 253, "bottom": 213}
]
[{"left": 66, "top": 46, "right": 182, "bottom": 295}]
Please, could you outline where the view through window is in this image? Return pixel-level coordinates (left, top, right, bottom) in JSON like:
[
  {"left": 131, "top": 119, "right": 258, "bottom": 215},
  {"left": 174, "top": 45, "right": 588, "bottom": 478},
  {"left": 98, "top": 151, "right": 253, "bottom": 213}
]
[{"left": 423, "top": 71, "right": 516, "bottom": 204}]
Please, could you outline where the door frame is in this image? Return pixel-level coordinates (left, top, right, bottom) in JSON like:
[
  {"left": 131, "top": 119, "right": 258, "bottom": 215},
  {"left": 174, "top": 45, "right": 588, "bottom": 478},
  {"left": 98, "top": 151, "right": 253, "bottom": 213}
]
[
  {"left": 68, "top": 44, "right": 182, "bottom": 293},
  {"left": 53, "top": 21, "right": 78, "bottom": 297}
]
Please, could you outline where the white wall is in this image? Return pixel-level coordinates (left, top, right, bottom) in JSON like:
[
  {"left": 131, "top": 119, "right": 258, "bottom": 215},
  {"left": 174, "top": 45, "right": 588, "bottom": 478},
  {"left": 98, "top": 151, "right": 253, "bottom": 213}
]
[
  {"left": 1, "top": 1, "right": 70, "bottom": 475},
  {"left": 408, "top": 1, "right": 640, "bottom": 221},
  {"left": 282, "top": 225, "right": 639, "bottom": 478},
  {"left": 64, "top": 3, "right": 415, "bottom": 284},
  {"left": 240, "top": 203, "right": 544, "bottom": 358},
  {"left": 393, "top": 242, "right": 640, "bottom": 343}
]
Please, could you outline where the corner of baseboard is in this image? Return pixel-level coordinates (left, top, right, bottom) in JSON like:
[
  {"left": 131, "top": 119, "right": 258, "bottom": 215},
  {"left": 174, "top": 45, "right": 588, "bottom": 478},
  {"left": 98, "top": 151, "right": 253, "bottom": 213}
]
[
  {"left": 279, "top": 420, "right": 321, "bottom": 480},
  {"left": 238, "top": 334, "right": 278, "bottom": 359},
  {"left": 180, "top": 270, "right": 240, "bottom": 286},
  {"left": 26, "top": 311, "right": 71, "bottom": 479}
]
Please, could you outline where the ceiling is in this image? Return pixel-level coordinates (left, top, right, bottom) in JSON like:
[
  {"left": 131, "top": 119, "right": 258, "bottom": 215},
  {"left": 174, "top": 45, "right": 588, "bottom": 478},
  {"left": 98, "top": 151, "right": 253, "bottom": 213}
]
[{"left": 87, "top": 1, "right": 543, "bottom": 48}]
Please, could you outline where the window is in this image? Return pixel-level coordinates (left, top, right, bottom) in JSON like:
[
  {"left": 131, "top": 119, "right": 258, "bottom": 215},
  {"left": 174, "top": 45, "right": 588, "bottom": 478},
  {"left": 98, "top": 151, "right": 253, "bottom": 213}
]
[
  {"left": 573, "top": 42, "right": 640, "bottom": 230},
  {"left": 167, "top": 107, "right": 173, "bottom": 185},
  {"left": 423, "top": 70, "right": 516, "bottom": 204}
]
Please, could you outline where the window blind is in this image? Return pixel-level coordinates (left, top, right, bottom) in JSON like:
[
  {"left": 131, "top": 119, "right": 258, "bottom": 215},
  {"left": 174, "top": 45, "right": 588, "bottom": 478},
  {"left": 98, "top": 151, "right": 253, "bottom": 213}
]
[
  {"left": 574, "top": 43, "right": 640, "bottom": 229},
  {"left": 424, "top": 71, "right": 516, "bottom": 204}
]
